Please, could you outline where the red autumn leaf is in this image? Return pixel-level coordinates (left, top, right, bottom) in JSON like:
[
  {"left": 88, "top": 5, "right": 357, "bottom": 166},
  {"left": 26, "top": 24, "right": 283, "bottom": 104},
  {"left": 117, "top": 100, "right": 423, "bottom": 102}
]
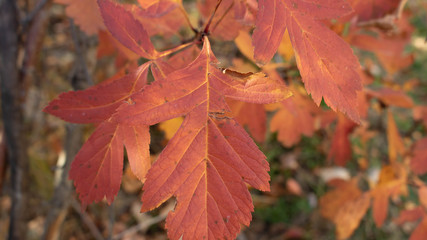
[
  {"left": 68, "top": 121, "right": 149, "bottom": 208},
  {"left": 394, "top": 206, "right": 425, "bottom": 225},
  {"left": 253, "top": 0, "right": 362, "bottom": 122},
  {"left": 413, "top": 106, "right": 427, "bottom": 129},
  {"left": 411, "top": 138, "right": 427, "bottom": 175},
  {"left": 56, "top": 0, "right": 106, "bottom": 35},
  {"left": 98, "top": 0, "right": 159, "bottom": 59},
  {"left": 44, "top": 64, "right": 149, "bottom": 124},
  {"left": 97, "top": 30, "right": 140, "bottom": 67},
  {"left": 410, "top": 217, "right": 427, "bottom": 240},
  {"left": 365, "top": 87, "right": 414, "bottom": 108},
  {"left": 44, "top": 64, "right": 152, "bottom": 206},
  {"left": 133, "top": 2, "right": 187, "bottom": 38},
  {"left": 116, "top": 38, "right": 291, "bottom": 239},
  {"left": 198, "top": 0, "right": 253, "bottom": 40},
  {"left": 68, "top": 121, "right": 124, "bottom": 207},
  {"left": 348, "top": 0, "right": 401, "bottom": 21}
]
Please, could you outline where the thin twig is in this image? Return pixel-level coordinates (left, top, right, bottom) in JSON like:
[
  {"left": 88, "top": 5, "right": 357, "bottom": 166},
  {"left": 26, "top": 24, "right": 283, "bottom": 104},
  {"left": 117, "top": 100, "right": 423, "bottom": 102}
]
[
  {"left": 22, "top": 0, "right": 49, "bottom": 30},
  {"left": 157, "top": 41, "right": 195, "bottom": 58},
  {"left": 70, "top": 199, "right": 105, "bottom": 240},
  {"left": 203, "top": 0, "right": 224, "bottom": 34},
  {"left": 211, "top": 1, "right": 234, "bottom": 34},
  {"left": 178, "top": 4, "right": 198, "bottom": 34},
  {"left": 357, "top": 0, "right": 410, "bottom": 31},
  {"left": 69, "top": 19, "right": 93, "bottom": 88},
  {"left": 112, "top": 203, "right": 174, "bottom": 240},
  {"left": 107, "top": 204, "right": 115, "bottom": 240},
  {"left": 43, "top": 19, "right": 91, "bottom": 240},
  {"left": 396, "top": 0, "right": 409, "bottom": 19}
]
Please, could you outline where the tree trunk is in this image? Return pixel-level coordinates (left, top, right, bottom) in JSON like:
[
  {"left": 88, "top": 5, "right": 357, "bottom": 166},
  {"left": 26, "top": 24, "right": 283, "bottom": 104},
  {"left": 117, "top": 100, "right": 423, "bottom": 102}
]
[{"left": 0, "top": 0, "right": 30, "bottom": 239}]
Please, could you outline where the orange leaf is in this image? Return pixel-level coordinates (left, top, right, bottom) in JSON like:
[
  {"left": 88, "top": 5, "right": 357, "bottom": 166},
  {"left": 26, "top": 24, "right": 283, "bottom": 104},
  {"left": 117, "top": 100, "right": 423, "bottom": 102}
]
[
  {"left": 372, "top": 187, "right": 390, "bottom": 227},
  {"left": 334, "top": 193, "right": 371, "bottom": 240},
  {"left": 159, "top": 117, "right": 184, "bottom": 140},
  {"left": 120, "top": 124, "right": 151, "bottom": 182},
  {"left": 418, "top": 186, "right": 427, "bottom": 209},
  {"left": 366, "top": 88, "right": 414, "bottom": 108},
  {"left": 270, "top": 96, "right": 315, "bottom": 147},
  {"left": 372, "top": 164, "right": 408, "bottom": 227},
  {"left": 55, "top": 0, "right": 105, "bottom": 35},
  {"left": 137, "top": 0, "right": 179, "bottom": 17},
  {"left": 235, "top": 30, "right": 256, "bottom": 62},
  {"left": 387, "top": 111, "right": 405, "bottom": 163},
  {"left": 278, "top": 29, "right": 294, "bottom": 61},
  {"left": 328, "top": 113, "right": 357, "bottom": 166},
  {"left": 319, "top": 179, "right": 362, "bottom": 221},
  {"left": 227, "top": 100, "right": 266, "bottom": 142},
  {"left": 253, "top": 0, "right": 362, "bottom": 122}
]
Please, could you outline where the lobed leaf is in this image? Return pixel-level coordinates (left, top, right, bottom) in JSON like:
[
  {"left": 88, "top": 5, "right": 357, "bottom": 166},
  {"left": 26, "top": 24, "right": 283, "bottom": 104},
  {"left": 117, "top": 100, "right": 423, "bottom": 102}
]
[
  {"left": 56, "top": 0, "right": 105, "bottom": 35},
  {"left": 98, "top": 0, "right": 159, "bottom": 59},
  {"left": 44, "top": 63, "right": 149, "bottom": 124},
  {"left": 115, "top": 38, "right": 291, "bottom": 239},
  {"left": 253, "top": 0, "right": 362, "bottom": 122}
]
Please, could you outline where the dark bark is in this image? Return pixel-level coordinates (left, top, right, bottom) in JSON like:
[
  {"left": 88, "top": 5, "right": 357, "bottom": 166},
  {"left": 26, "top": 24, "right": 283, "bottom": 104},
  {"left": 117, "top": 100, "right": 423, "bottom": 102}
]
[{"left": 0, "top": 0, "right": 30, "bottom": 239}]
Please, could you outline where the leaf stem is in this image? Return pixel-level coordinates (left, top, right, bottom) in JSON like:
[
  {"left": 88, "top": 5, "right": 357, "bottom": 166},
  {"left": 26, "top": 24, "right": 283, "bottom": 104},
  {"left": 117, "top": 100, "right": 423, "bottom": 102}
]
[
  {"left": 211, "top": 1, "right": 234, "bottom": 34},
  {"left": 178, "top": 4, "right": 198, "bottom": 34},
  {"left": 203, "top": 0, "right": 223, "bottom": 34},
  {"left": 157, "top": 41, "right": 195, "bottom": 58}
]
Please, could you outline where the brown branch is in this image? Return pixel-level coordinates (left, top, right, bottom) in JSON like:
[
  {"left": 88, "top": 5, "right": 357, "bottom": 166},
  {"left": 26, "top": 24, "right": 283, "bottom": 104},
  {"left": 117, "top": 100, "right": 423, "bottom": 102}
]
[
  {"left": 43, "top": 21, "right": 93, "bottom": 240},
  {"left": 112, "top": 202, "right": 174, "bottom": 240},
  {"left": 0, "top": 1, "right": 30, "bottom": 239},
  {"left": 43, "top": 125, "right": 84, "bottom": 240},
  {"left": 22, "top": 0, "right": 50, "bottom": 31},
  {"left": 357, "top": 0, "right": 410, "bottom": 32},
  {"left": 70, "top": 199, "right": 105, "bottom": 240}
]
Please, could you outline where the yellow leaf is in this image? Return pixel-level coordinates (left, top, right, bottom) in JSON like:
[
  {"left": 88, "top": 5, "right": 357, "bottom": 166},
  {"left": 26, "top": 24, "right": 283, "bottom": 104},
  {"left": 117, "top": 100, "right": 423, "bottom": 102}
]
[
  {"left": 278, "top": 30, "right": 294, "bottom": 61},
  {"left": 159, "top": 117, "right": 183, "bottom": 140}
]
